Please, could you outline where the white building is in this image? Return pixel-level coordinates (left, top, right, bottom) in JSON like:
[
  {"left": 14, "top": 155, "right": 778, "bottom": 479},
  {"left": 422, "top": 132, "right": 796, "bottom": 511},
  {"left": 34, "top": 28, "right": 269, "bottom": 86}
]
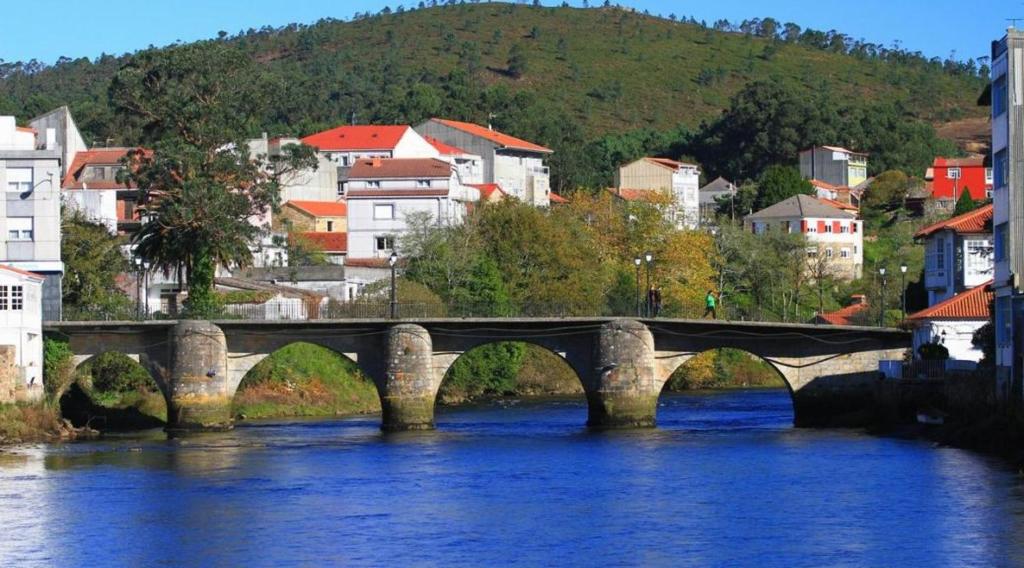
[
  {"left": 744, "top": 194, "right": 863, "bottom": 280},
  {"left": 1, "top": 114, "right": 65, "bottom": 320},
  {"left": 915, "top": 204, "right": 993, "bottom": 306},
  {"left": 0, "top": 265, "right": 44, "bottom": 400},
  {"left": 907, "top": 281, "right": 993, "bottom": 365},
  {"left": 344, "top": 157, "right": 479, "bottom": 260},
  {"left": 414, "top": 118, "right": 552, "bottom": 207},
  {"left": 248, "top": 135, "right": 339, "bottom": 202},
  {"left": 424, "top": 135, "right": 484, "bottom": 185},
  {"left": 615, "top": 157, "right": 700, "bottom": 229}
]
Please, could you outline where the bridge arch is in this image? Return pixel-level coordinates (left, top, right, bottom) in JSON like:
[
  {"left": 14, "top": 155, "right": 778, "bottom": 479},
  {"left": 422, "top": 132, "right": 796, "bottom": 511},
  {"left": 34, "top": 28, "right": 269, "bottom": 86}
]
[
  {"left": 62, "top": 350, "right": 168, "bottom": 430},
  {"left": 231, "top": 341, "right": 381, "bottom": 420}
]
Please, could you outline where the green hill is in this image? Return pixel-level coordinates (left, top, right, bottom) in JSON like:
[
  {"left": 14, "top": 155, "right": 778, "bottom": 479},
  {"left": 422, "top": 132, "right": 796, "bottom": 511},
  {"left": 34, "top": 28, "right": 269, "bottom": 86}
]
[{"left": 0, "top": 2, "right": 987, "bottom": 188}]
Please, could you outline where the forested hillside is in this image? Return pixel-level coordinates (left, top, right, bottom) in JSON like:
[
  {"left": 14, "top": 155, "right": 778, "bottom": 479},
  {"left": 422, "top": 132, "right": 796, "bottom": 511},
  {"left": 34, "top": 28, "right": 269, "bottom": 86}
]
[{"left": 0, "top": 2, "right": 988, "bottom": 190}]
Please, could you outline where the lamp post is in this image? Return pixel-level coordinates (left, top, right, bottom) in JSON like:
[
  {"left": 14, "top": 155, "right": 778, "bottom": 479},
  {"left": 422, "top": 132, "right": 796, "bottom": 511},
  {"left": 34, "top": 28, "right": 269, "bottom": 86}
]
[
  {"left": 899, "top": 264, "right": 908, "bottom": 321},
  {"left": 634, "top": 257, "right": 642, "bottom": 317},
  {"left": 644, "top": 251, "right": 653, "bottom": 317},
  {"left": 878, "top": 266, "right": 887, "bottom": 327},
  {"left": 133, "top": 256, "right": 144, "bottom": 320},
  {"left": 389, "top": 251, "right": 398, "bottom": 319}
]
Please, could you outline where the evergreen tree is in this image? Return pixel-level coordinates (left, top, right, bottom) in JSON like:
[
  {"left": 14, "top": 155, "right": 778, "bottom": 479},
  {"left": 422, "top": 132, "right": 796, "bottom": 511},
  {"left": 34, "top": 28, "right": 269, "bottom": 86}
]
[
  {"left": 953, "top": 187, "right": 977, "bottom": 216},
  {"left": 507, "top": 43, "right": 528, "bottom": 78},
  {"left": 754, "top": 165, "right": 814, "bottom": 210}
]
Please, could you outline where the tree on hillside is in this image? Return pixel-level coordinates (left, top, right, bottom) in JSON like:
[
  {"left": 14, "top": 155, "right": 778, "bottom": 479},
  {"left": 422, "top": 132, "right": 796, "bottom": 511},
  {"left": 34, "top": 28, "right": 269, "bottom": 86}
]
[
  {"left": 754, "top": 165, "right": 813, "bottom": 210},
  {"left": 507, "top": 43, "right": 528, "bottom": 78},
  {"left": 953, "top": 187, "right": 977, "bottom": 216},
  {"left": 109, "top": 42, "right": 318, "bottom": 316}
]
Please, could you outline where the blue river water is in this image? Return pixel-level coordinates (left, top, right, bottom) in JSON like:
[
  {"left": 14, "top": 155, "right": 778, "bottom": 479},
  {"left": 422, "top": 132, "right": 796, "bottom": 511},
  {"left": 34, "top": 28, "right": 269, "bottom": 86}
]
[{"left": 1, "top": 389, "right": 1023, "bottom": 567}]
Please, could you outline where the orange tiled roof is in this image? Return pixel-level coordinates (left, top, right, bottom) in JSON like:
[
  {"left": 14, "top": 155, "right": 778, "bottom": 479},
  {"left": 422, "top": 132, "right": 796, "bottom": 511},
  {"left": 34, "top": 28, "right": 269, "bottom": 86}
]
[
  {"left": 429, "top": 118, "right": 552, "bottom": 153},
  {"left": 606, "top": 188, "right": 666, "bottom": 202},
  {"left": 809, "top": 178, "right": 841, "bottom": 191},
  {"left": 423, "top": 135, "right": 471, "bottom": 157},
  {"left": 15, "top": 126, "right": 36, "bottom": 133},
  {"left": 907, "top": 281, "right": 993, "bottom": 321},
  {"left": 643, "top": 157, "right": 697, "bottom": 169},
  {"left": 296, "top": 232, "right": 347, "bottom": 253},
  {"left": 0, "top": 264, "right": 45, "bottom": 281},
  {"left": 300, "top": 125, "right": 410, "bottom": 152},
  {"left": 817, "top": 197, "right": 858, "bottom": 212},
  {"left": 816, "top": 298, "right": 869, "bottom": 326},
  {"left": 349, "top": 157, "right": 452, "bottom": 179},
  {"left": 468, "top": 183, "right": 506, "bottom": 200},
  {"left": 549, "top": 192, "right": 569, "bottom": 204},
  {"left": 914, "top": 203, "right": 993, "bottom": 238},
  {"left": 285, "top": 200, "right": 348, "bottom": 217},
  {"left": 63, "top": 148, "right": 148, "bottom": 190}
]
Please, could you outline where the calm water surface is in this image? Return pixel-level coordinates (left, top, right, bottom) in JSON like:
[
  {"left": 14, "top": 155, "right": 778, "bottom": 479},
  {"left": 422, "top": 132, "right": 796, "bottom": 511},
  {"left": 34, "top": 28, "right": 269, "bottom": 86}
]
[{"left": 2, "top": 389, "right": 1023, "bottom": 567}]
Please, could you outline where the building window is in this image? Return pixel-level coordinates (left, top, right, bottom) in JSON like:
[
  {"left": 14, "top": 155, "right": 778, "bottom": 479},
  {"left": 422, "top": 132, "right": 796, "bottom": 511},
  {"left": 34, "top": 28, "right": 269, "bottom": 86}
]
[
  {"left": 825, "top": 247, "right": 833, "bottom": 258},
  {"left": 824, "top": 223, "right": 833, "bottom": 233},
  {"left": 840, "top": 248, "right": 851, "bottom": 259},
  {"left": 337, "top": 181, "right": 347, "bottom": 197},
  {"left": 11, "top": 286, "right": 22, "bottom": 310},
  {"left": 374, "top": 204, "right": 395, "bottom": 220},
  {"left": 0, "top": 286, "right": 6, "bottom": 310},
  {"left": 840, "top": 225, "right": 849, "bottom": 233},
  {"left": 5, "top": 168, "right": 32, "bottom": 193},
  {"left": 995, "top": 223, "right": 1009, "bottom": 262},
  {"left": 341, "top": 155, "right": 350, "bottom": 167},
  {"left": 375, "top": 236, "right": 395, "bottom": 252},
  {"left": 326, "top": 220, "right": 335, "bottom": 232},
  {"left": 806, "top": 247, "right": 818, "bottom": 258},
  {"left": 993, "top": 150, "right": 1008, "bottom": 190},
  {"left": 6, "top": 217, "right": 33, "bottom": 241},
  {"left": 935, "top": 237, "right": 946, "bottom": 269},
  {"left": 416, "top": 179, "right": 431, "bottom": 188},
  {"left": 966, "top": 239, "right": 994, "bottom": 273},
  {"left": 946, "top": 167, "right": 961, "bottom": 180},
  {"left": 985, "top": 167, "right": 994, "bottom": 184},
  {"left": 367, "top": 180, "right": 382, "bottom": 189},
  {"left": 992, "top": 74, "right": 1008, "bottom": 117}
]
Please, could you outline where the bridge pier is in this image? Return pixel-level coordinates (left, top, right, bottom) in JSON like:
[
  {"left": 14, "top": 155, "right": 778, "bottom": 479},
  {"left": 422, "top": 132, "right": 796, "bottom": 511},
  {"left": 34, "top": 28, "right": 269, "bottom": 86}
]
[
  {"left": 381, "top": 324, "right": 437, "bottom": 432},
  {"left": 586, "top": 320, "right": 660, "bottom": 429},
  {"left": 165, "top": 320, "right": 233, "bottom": 432}
]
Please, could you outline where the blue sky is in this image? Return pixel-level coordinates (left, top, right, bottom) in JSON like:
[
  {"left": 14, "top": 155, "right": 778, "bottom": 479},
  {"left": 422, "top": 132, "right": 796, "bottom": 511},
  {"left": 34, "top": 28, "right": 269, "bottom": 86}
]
[{"left": 0, "top": 0, "right": 1016, "bottom": 65}]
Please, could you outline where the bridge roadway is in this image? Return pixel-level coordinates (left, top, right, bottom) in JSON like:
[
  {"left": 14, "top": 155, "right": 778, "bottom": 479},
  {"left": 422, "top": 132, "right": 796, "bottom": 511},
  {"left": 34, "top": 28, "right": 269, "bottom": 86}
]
[{"left": 45, "top": 317, "right": 910, "bottom": 432}]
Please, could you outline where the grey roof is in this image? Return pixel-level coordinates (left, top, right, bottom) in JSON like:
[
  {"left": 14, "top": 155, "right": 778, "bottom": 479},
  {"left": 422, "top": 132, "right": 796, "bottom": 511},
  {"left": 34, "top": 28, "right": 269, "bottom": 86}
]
[
  {"left": 745, "top": 194, "right": 856, "bottom": 221},
  {"left": 699, "top": 177, "right": 737, "bottom": 205}
]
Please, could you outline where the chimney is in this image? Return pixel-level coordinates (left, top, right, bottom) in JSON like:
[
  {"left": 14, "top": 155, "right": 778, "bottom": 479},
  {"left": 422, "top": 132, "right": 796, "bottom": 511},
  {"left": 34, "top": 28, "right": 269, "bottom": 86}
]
[{"left": 371, "top": 157, "right": 382, "bottom": 168}]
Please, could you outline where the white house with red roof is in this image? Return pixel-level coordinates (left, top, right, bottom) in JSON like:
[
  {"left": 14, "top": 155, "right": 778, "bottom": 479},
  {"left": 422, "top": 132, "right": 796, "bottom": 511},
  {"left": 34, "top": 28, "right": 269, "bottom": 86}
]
[
  {"left": 301, "top": 125, "right": 439, "bottom": 167},
  {"left": 0, "top": 264, "right": 45, "bottom": 400},
  {"left": 907, "top": 280, "right": 993, "bottom": 364},
  {"left": 914, "top": 204, "right": 993, "bottom": 306},
  {"left": 344, "top": 157, "right": 479, "bottom": 260},
  {"left": 62, "top": 147, "right": 151, "bottom": 234},
  {"left": 415, "top": 118, "right": 552, "bottom": 207},
  {"left": 614, "top": 157, "right": 700, "bottom": 229}
]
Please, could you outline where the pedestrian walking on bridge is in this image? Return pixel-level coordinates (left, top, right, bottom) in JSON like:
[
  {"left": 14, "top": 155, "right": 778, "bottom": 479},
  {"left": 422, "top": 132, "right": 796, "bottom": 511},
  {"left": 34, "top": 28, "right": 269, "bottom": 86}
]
[{"left": 703, "top": 290, "right": 717, "bottom": 320}]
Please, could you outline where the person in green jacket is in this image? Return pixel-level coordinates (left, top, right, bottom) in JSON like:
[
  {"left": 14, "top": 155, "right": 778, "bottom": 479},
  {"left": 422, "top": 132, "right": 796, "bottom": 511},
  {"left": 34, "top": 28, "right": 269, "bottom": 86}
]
[{"left": 703, "top": 290, "right": 717, "bottom": 319}]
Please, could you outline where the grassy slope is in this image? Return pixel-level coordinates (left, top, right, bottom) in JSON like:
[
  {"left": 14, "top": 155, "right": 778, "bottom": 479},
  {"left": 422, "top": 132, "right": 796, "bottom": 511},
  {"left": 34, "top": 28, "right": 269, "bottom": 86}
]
[{"left": 0, "top": 4, "right": 984, "bottom": 143}]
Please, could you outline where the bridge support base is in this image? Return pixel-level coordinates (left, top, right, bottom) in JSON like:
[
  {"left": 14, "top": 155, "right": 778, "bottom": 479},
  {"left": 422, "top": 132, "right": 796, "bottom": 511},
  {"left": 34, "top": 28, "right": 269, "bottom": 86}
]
[
  {"left": 381, "top": 324, "right": 437, "bottom": 432},
  {"left": 165, "top": 320, "right": 233, "bottom": 432},
  {"left": 587, "top": 320, "right": 659, "bottom": 430}
]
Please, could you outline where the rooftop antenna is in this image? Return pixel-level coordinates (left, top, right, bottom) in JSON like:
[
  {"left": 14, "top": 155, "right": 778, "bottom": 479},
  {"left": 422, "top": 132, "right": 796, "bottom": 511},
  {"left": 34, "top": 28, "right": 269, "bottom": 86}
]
[
  {"left": 350, "top": 109, "right": 357, "bottom": 126},
  {"left": 1010, "top": 17, "right": 1024, "bottom": 29},
  {"left": 487, "top": 112, "right": 497, "bottom": 131}
]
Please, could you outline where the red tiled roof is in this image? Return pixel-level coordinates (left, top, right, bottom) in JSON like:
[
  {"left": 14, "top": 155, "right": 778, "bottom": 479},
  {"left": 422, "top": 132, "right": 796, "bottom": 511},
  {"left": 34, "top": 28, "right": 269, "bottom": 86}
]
[
  {"left": 285, "top": 200, "right": 348, "bottom": 217},
  {"left": 300, "top": 125, "right": 410, "bottom": 152},
  {"left": 907, "top": 281, "right": 993, "bottom": 321},
  {"left": 428, "top": 118, "right": 552, "bottom": 153},
  {"left": 644, "top": 157, "right": 697, "bottom": 169},
  {"left": 914, "top": 203, "right": 993, "bottom": 238},
  {"left": 296, "top": 232, "right": 347, "bottom": 253},
  {"left": 549, "top": 192, "right": 569, "bottom": 204},
  {"left": 15, "top": 126, "right": 36, "bottom": 133},
  {"left": 606, "top": 188, "right": 666, "bottom": 202},
  {"left": 815, "top": 298, "right": 870, "bottom": 326},
  {"left": 817, "top": 197, "right": 858, "bottom": 212},
  {"left": 809, "top": 178, "right": 841, "bottom": 191},
  {"left": 63, "top": 148, "right": 149, "bottom": 190},
  {"left": 468, "top": 183, "right": 506, "bottom": 200},
  {"left": 0, "top": 264, "right": 45, "bottom": 281},
  {"left": 424, "top": 135, "right": 471, "bottom": 156},
  {"left": 348, "top": 157, "right": 452, "bottom": 179}
]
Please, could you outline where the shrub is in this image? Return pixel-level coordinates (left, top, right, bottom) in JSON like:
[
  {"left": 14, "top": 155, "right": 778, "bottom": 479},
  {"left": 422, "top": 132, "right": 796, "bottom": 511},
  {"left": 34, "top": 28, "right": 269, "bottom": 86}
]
[{"left": 43, "top": 337, "right": 75, "bottom": 402}]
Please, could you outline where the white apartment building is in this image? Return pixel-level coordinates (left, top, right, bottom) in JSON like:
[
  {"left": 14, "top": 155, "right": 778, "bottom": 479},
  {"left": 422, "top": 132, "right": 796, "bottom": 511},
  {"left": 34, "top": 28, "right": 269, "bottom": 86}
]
[
  {"left": 0, "top": 264, "right": 44, "bottom": 400},
  {"left": 744, "top": 194, "right": 863, "bottom": 280},
  {"left": 414, "top": 118, "right": 552, "bottom": 207},
  {"left": 915, "top": 204, "right": 993, "bottom": 306},
  {"left": 344, "top": 157, "right": 479, "bottom": 260},
  {"left": 991, "top": 28, "right": 1024, "bottom": 396},
  {"left": 615, "top": 157, "right": 700, "bottom": 229},
  {"left": 249, "top": 135, "right": 339, "bottom": 202},
  {"left": 0, "top": 114, "right": 65, "bottom": 321}
]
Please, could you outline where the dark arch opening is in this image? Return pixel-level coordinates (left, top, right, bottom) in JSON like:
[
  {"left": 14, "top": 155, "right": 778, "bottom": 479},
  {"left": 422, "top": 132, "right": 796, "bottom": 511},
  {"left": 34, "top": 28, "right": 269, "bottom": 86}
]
[
  {"left": 233, "top": 341, "right": 381, "bottom": 421},
  {"left": 658, "top": 348, "right": 794, "bottom": 428},
  {"left": 62, "top": 351, "right": 167, "bottom": 431},
  {"left": 435, "top": 341, "right": 586, "bottom": 422}
]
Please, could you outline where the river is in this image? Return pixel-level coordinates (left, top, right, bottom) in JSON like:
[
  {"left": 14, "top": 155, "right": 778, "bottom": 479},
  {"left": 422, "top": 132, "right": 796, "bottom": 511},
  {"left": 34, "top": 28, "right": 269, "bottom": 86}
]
[{"left": 1, "top": 389, "right": 1022, "bottom": 567}]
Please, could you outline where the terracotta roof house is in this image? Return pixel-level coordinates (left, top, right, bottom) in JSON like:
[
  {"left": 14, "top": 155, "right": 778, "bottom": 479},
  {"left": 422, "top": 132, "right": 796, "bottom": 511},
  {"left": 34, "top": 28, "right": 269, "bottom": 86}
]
[
  {"left": 62, "top": 147, "right": 149, "bottom": 234},
  {"left": 811, "top": 295, "right": 870, "bottom": 325},
  {"left": 614, "top": 157, "right": 701, "bottom": 229},
  {"left": 914, "top": 204, "right": 993, "bottom": 306},
  {"left": 906, "top": 281, "right": 993, "bottom": 364},
  {"left": 276, "top": 200, "right": 348, "bottom": 234},
  {"left": 415, "top": 118, "right": 553, "bottom": 207}
]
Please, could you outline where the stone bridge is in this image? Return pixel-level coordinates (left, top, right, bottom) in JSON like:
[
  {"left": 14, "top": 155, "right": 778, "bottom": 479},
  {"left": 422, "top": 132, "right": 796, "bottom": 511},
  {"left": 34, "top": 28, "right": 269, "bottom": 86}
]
[{"left": 44, "top": 318, "right": 909, "bottom": 432}]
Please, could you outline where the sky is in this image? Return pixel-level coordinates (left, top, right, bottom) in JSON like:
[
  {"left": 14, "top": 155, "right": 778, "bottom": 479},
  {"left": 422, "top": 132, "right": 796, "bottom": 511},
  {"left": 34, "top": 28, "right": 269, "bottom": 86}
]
[{"left": 0, "top": 0, "right": 1018, "bottom": 65}]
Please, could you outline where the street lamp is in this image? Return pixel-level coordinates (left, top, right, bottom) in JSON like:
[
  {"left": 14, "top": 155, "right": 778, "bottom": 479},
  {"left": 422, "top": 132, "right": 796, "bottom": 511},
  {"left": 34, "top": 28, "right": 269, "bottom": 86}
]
[
  {"left": 899, "top": 264, "right": 908, "bottom": 321},
  {"left": 878, "top": 266, "right": 887, "bottom": 327},
  {"left": 389, "top": 251, "right": 398, "bottom": 319},
  {"left": 644, "top": 252, "right": 654, "bottom": 317},
  {"left": 133, "top": 256, "right": 144, "bottom": 319},
  {"left": 633, "top": 257, "right": 642, "bottom": 317}
]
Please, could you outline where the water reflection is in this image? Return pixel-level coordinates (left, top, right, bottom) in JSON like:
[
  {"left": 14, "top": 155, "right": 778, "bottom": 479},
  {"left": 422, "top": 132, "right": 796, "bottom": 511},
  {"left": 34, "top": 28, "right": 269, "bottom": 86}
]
[{"left": 0, "top": 390, "right": 1021, "bottom": 566}]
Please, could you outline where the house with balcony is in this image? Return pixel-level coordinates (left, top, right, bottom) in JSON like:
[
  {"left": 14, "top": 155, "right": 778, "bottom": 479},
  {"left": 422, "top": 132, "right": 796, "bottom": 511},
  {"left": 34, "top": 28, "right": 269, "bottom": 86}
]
[
  {"left": 744, "top": 194, "right": 863, "bottom": 280},
  {"left": 914, "top": 204, "right": 993, "bottom": 306},
  {"left": 925, "top": 156, "right": 993, "bottom": 204},
  {"left": 990, "top": 28, "right": 1024, "bottom": 396},
  {"left": 414, "top": 118, "right": 552, "bottom": 207},
  {"left": 799, "top": 146, "right": 869, "bottom": 189},
  {"left": 0, "top": 114, "right": 65, "bottom": 320},
  {"left": 614, "top": 157, "right": 700, "bottom": 229},
  {"left": 0, "top": 264, "right": 45, "bottom": 401},
  {"left": 344, "top": 157, "right": 479, "bottom": 260}
]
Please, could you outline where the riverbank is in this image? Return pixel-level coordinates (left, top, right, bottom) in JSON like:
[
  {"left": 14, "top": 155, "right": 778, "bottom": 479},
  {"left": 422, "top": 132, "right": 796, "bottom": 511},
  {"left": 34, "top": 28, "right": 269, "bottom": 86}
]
[{"left": 0, "top": 403, "right": 95, "bottom": 445}]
